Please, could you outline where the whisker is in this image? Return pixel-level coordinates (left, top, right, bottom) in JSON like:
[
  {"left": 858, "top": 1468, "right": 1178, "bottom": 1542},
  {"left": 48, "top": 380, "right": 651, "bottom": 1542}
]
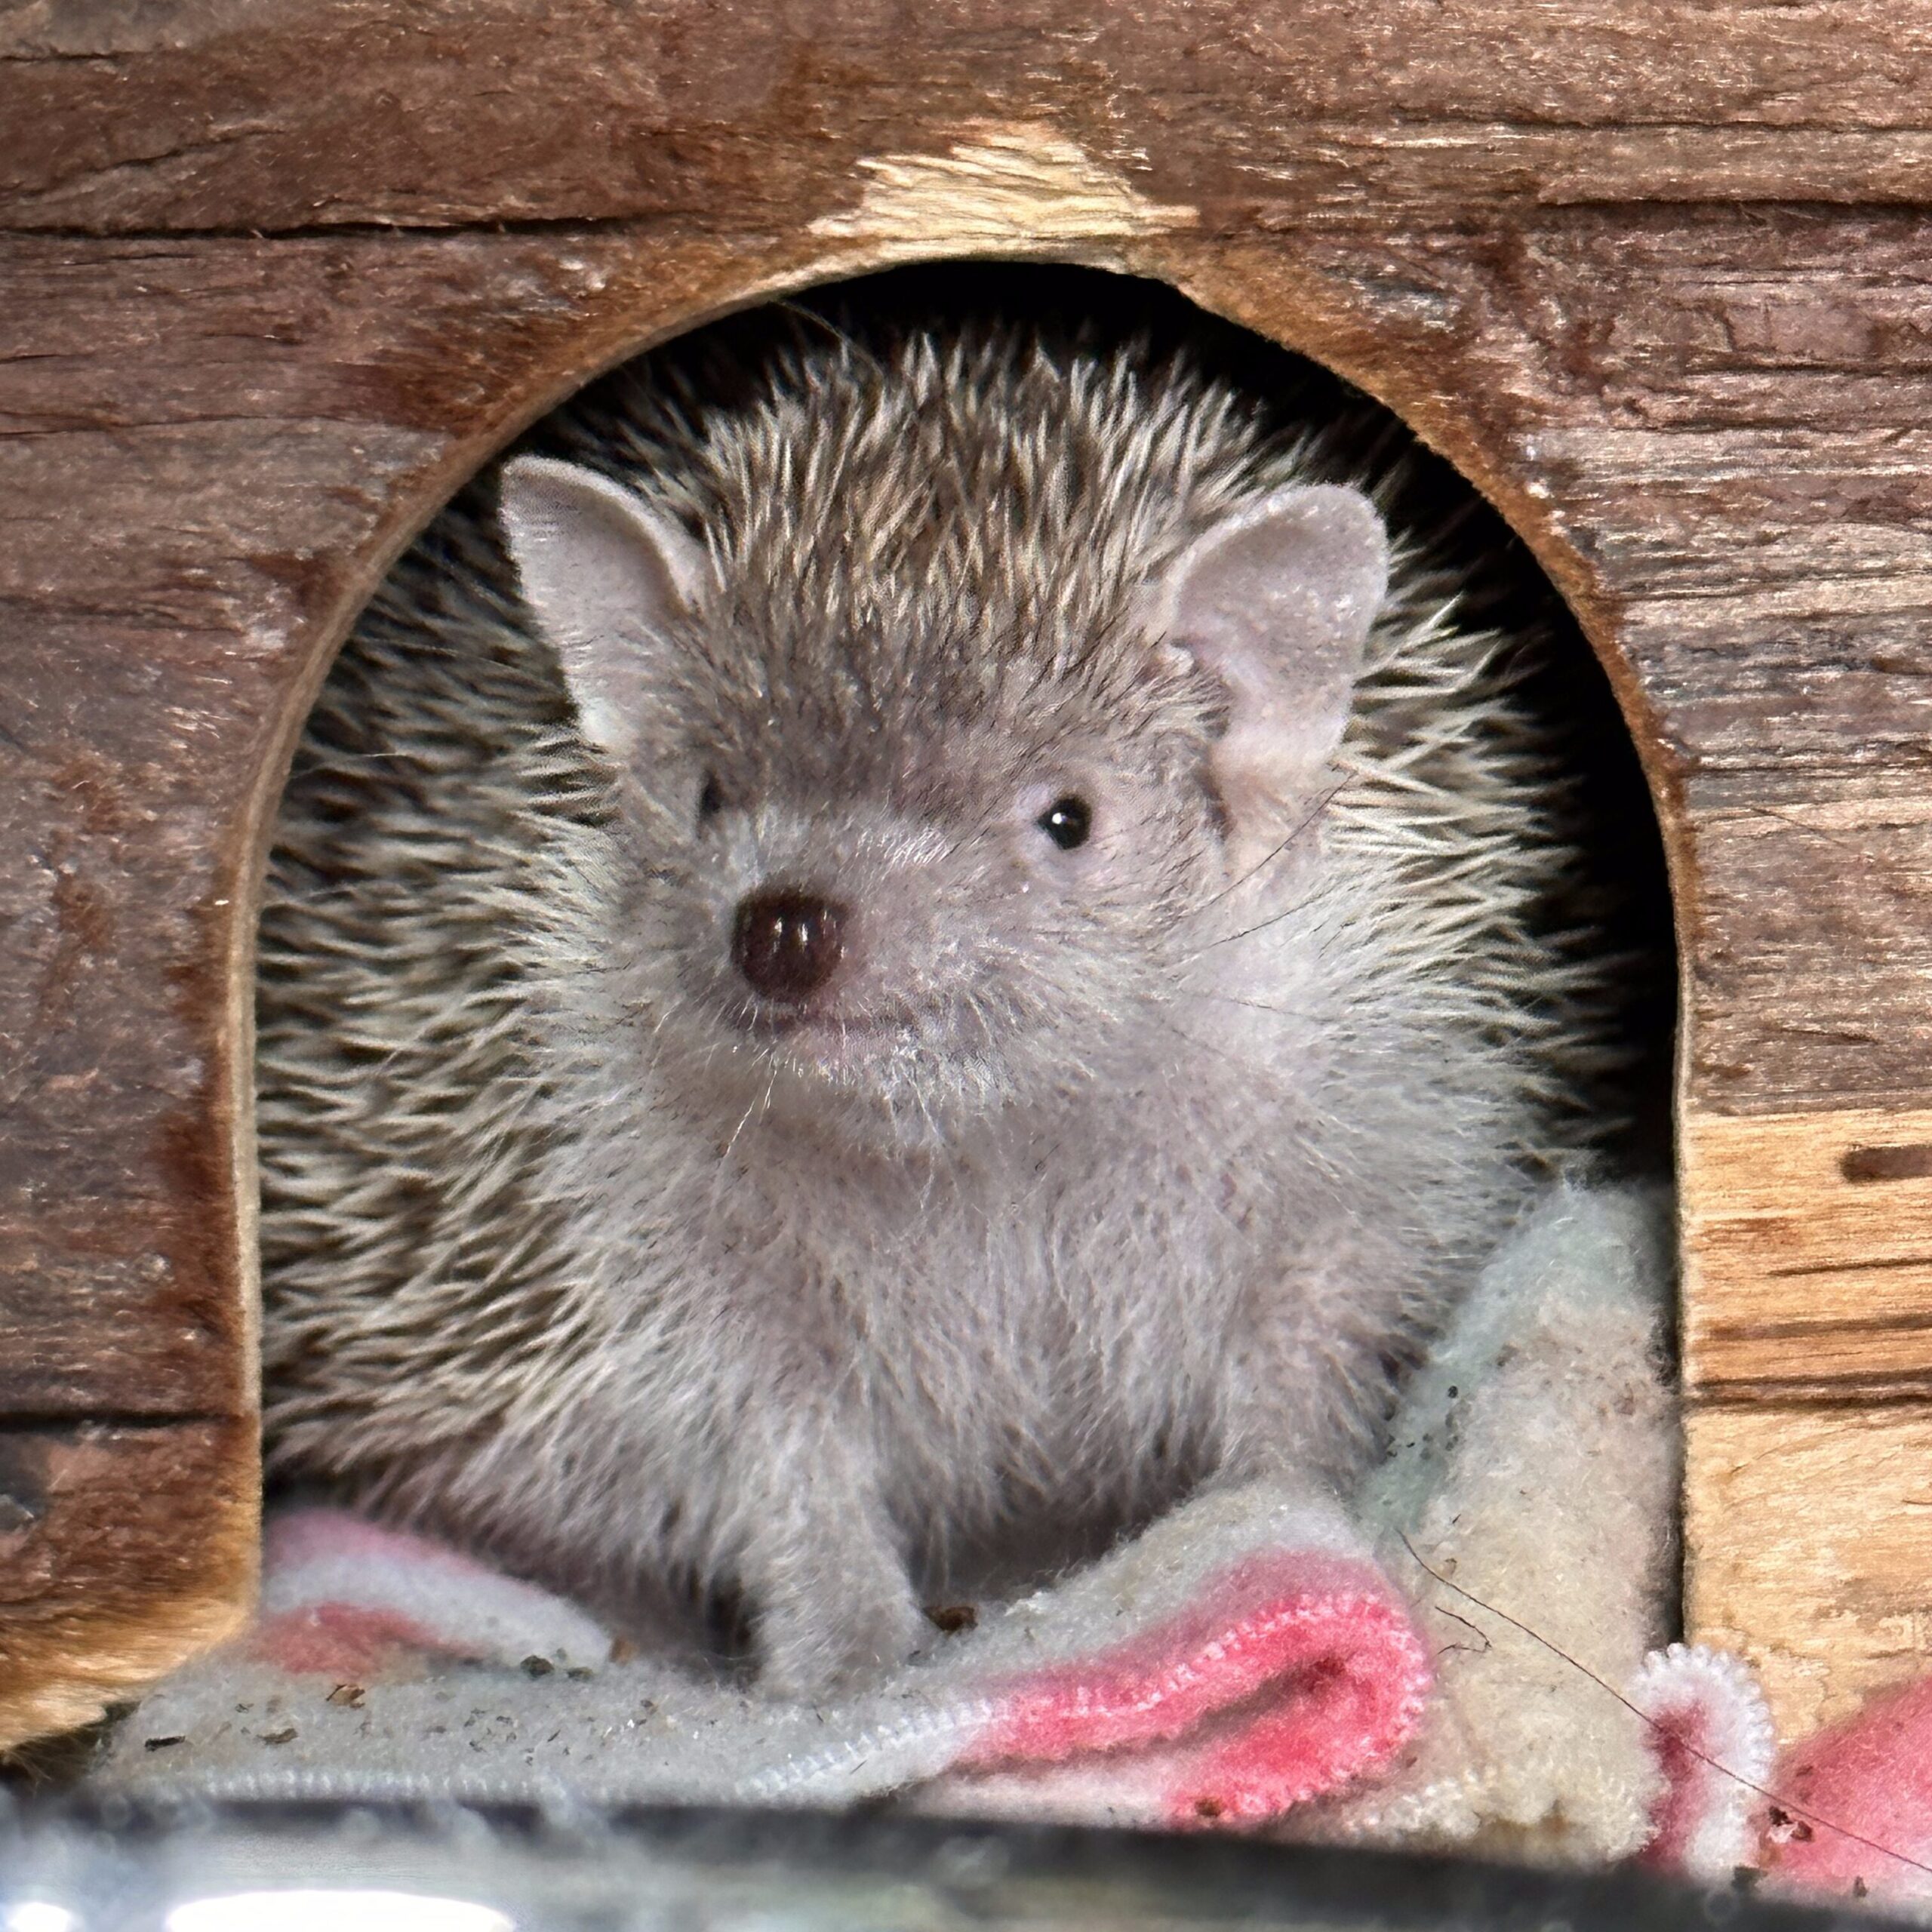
[
  {"left": 1184, "top": 777, "right": 1349, "bottom": 924},
  {"left": 1180, "top": 883, "right": 1323, "bottom": 964},
  {"left": 1189, "top": 991, "right": 1319, "bottom": 1023}
]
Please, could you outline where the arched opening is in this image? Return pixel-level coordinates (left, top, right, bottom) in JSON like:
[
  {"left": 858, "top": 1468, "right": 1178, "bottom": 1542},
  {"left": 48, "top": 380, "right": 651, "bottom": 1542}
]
[{"left": 222, "top": 262, "right": 1678, "bottom": 1817}]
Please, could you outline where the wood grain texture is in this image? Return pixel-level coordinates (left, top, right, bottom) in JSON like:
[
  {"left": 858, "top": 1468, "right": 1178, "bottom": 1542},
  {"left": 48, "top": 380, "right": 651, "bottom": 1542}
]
[
  {"left": 11, "top": 1, "right": 1932, "bottom": 234},
  {"left": 1686, "top": 1404, "right": 1932, "bottom": 1739},
  {"left": 0, "top": 1421, "right": 255, "bottom": 1745},
  {"left": 1679, "top": 1100, "right": 1932, "bottom": 1737},
  {"left": 1684, "top": 1103, "right": 1932, "bottom": 1401},
  {"left": 7, "top": 0, "right": 1932, "bottom": 1742}
]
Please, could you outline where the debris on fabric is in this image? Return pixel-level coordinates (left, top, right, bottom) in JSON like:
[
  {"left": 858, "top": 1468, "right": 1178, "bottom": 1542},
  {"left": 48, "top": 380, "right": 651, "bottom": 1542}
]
[{"left": 98, "top": 1182, "right": 1748, "bottom": 1869}]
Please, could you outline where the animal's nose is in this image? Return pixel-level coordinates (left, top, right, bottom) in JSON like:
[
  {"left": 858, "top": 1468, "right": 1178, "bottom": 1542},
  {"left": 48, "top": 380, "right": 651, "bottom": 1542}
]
[{"left": 731, "top": 888, "right": 850, "bottom": 1003}]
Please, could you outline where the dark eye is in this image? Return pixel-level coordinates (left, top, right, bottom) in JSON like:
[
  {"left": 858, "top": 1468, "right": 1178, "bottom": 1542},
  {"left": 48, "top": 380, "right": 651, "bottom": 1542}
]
[
  {"left": 1036, "top": 794, "right": 1092, "bottom": 851},
  {"left": 697, "top": 773, "right": 725, "bottom": 824}
]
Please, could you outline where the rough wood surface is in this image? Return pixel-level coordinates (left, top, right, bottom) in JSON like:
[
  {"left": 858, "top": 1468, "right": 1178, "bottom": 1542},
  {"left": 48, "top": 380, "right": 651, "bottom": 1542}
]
[
  {"left": 1684, "top": 1103, "right": 1932, "bottom": 1400},
  {"left": 1681, "top": 1103, "right": 1932, "bottom": 1734},
  {"left": 7, "top": 0, "right": 1932, "bottom": 1745},
  {"left": 11, "top": 2, "right": 1932, "bottom": 234},
  {"left": 1686, "top": 1404, "right": 1932, "bottom": 1738},
  {"left": 0, "top": 1421, "right": 254, "bottom": 1746}
]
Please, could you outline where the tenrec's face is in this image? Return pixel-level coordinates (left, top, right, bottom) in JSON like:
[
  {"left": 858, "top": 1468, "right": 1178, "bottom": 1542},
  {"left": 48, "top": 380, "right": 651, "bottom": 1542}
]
[{"left": 628, "top": 700, "right": 1229, "bottom": 1143}]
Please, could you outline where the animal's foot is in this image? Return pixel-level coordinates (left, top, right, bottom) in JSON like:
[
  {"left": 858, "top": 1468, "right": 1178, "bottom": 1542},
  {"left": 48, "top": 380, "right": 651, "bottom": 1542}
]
[{"left": 757, "top": 1567, "right": 929, "bottom": 1701}]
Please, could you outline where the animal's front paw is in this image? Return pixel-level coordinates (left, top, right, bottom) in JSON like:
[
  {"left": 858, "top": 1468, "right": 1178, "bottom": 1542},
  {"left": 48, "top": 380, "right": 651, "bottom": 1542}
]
[{"left": 757, "top": 1568, "right": 929, "bottom": 1701}]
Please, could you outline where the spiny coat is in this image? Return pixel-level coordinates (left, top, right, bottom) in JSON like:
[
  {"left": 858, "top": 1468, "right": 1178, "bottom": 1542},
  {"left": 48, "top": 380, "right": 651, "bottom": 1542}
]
[{"left": 257, "top": 326, "right": 1616, "bottom": 1694}]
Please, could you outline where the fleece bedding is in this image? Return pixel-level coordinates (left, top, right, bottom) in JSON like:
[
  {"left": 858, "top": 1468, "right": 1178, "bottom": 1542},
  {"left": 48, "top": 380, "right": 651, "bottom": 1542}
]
[
  {"left": 88, "top": 1188, "right": 1698, "bottom": 1833},
  {"left": 102, "top": 1180, "right": 1932, "bottom": 1909}
]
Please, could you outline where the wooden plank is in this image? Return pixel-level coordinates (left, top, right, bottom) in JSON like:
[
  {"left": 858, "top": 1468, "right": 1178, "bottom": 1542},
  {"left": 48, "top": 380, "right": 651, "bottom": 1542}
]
[
  {"left": 17, "top": 205, "right": 1917, "bottom": 1416},
  {"left": 1684, "top": 800, "right": 1932, "bottom": 1115},
  {"left": 1680, "top": 1103, "right": 1932, "bottom": 1738},
  {"left": 1685, "top": 1404, "right": 1932, "bottom": 1740},
  {"left": 12, "top": 2, "right": 1932, "bottom": 235},
  {"left": 0, "top": 236, "right": 469, "bottom": 1420},
  {"left": 1684, "top": 1103, "right": 1932, "bottom": 1397},
  {"left": 7, "top": 26, "right": 1932, "bottom": 1738},
  {"left": 0, "top": 1420, "right": 254, "bottom": 1750}
]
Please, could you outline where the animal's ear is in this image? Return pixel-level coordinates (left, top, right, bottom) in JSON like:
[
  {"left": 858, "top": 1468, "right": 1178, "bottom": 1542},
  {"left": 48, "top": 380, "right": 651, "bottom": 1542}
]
[
  {"left": 497, "top": 454, "right": 710, "bottom": 759},
  {"left": 1145, "top": 483, "right": 1388, "bottom": 826}
]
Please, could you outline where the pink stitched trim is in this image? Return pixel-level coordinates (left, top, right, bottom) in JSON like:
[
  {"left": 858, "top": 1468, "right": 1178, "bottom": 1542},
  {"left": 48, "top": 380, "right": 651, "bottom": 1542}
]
[
  {"left": 1644, "top": 1697, "right": 1722, "bottom": 1870},
  {"left": 1166, "top": 1599, "right": 1433, "bottom": 1825},
  {"left": 1632, "top": 1647, "right": 1774, "bottom": 1879},
  {"left": 961, "top": 1552, "right": 1432, "bottom": 1826}
]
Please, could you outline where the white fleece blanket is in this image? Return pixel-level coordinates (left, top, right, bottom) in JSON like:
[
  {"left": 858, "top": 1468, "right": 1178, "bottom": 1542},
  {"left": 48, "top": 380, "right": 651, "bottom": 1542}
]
[{"left": 95, "top": 1183, "right": 1767, "bottom": 1869}]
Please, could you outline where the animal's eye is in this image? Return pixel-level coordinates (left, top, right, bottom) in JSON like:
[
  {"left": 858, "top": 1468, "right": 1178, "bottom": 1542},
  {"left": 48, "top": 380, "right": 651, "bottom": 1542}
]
[
  {"left": 697, "top": 773, "right": 726, "bottom": 824},
  {"left": 1035, "top": 794, "right": 1092, "bottom": 851}
]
